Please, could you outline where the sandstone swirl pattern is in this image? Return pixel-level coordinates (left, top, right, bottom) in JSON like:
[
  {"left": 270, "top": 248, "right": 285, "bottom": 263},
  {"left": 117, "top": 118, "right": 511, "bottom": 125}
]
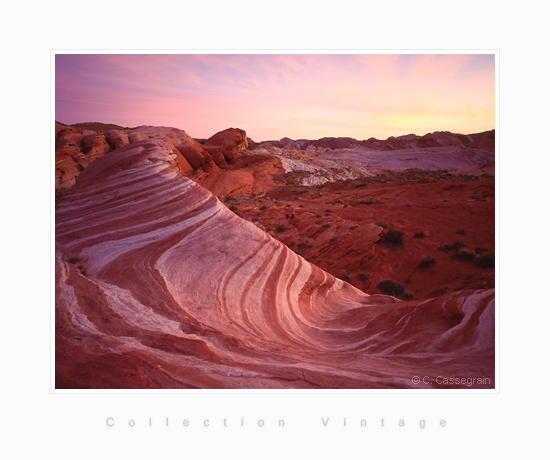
[{"left": 55, "top": 133, "right": 495, "bottom": 389}]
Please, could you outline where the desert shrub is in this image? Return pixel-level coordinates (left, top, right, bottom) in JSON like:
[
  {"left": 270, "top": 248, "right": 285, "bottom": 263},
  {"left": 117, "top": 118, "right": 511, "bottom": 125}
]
[
  {"left": 456, "top": 248, "right": 476, "bottom": 262},
  {"left": 413, "top": 232, "right": 426, "bottom": 239},
  {"left": 438, "top": 240, "right": 466, "bottom": 252},
  {"left": 325, "top": 209, "right": 332, "bottom": 213},
  {"left": 381, "top": 228, "right": 404, "bottom": 248},
  {"left": 341, "top": 274, "right": 351, "bottom": 282},
  {"left": 358, "top": 199, "right": 376, "bottom": 205},
  {"left": 299, "top": 204, "right": 305, "bottom": 208},
  {"left": 358, "top": 272, "right": 369, "bottom": 282},
  {"left": 316, "top": 213, "right": 322, "bottom": 218},
  {"left": 377, "top": 279, "right": 405, "bottom": 296},
  {"left": 474, "top": 252, "right": 495, "bottom": 268},
  {"left": 321, "top": 223, "right": 331, "bottom": 228},
  {"left": 229, "top": 205, "right": 238, "bottom": 212},
  {"left": 403, "top": 291, "right": 414, "bottom": 300},
  {"left": 456, "top": 228, "right": 466, "bottom": 235},
  {"left": 286, "top": 204, "right": 292, "bottom": 208},
  {"left": 419, "top": 256, "right": 436, "bottom": 268},
  {"left": 376, "top": 219, "right": 388, "bottom": 229},
  {"left": 68, "top": 257, "right": 81, "bottom": 264},
  {"left": 260, "top": 205, "right": 268, "bottom": 211},
  {"left": 275, "top": 224, "right": 287, "bottom": 233}
]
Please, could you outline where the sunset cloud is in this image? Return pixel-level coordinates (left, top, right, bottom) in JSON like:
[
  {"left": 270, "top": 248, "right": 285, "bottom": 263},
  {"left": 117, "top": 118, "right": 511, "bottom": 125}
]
[{"left": 55, "top": 53, "right": 495, "bottom": 141}]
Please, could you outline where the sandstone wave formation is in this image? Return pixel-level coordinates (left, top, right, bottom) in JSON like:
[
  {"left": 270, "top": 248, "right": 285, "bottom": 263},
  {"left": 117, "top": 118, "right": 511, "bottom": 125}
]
[{"left": 55, "top": 129, "right": 495, "bottom": 389}]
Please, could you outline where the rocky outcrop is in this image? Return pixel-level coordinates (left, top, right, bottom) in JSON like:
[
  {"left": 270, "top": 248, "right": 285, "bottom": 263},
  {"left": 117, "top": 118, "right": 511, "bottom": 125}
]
[
  {"left": 55, "top": 139, "right": 495, "bottom": 389},
  {"left": 175, "top": 137, "right": 219, "bottom": 172},
  {"left": 205, "top": 127, "right": 248, "bottom": 150},
  {"left": 55, "top": 125, "right": 234, "bottom": 191},
  {"left": 55, "top": 127, "right": 87, "bottom": 189},
  {"left": 202, "top": 127, "right": 248, "bottom": 165},
  {"left": 104, "top": 130, "right": 129, "bottom": 149}
]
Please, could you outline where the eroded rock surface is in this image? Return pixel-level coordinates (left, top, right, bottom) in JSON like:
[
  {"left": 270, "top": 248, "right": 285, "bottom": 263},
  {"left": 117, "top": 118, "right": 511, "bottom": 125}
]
[{"left": 55, "top": 139, "right": 494, "bottom": 389}]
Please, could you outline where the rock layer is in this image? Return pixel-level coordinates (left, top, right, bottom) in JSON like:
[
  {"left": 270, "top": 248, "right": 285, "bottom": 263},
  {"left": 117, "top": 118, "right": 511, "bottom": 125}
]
[{"left": 55, "top": 136, "right": 495, "bottom": 389}]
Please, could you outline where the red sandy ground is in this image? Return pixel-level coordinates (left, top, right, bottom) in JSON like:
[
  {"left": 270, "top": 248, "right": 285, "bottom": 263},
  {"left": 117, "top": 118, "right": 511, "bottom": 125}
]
[{"left": 230, "top": 171, "right": 495, "bottom": 300}]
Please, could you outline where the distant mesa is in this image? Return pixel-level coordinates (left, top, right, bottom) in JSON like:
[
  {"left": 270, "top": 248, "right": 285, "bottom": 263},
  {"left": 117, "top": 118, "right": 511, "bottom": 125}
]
[
  {"left": 55, "top": 121, "right": 129, "bottom": 133},
  {"left": 265, "top": 129, "right": 495, "bottom": 152}
]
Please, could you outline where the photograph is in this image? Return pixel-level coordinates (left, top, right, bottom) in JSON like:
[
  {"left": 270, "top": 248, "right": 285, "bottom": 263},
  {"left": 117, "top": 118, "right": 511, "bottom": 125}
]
[{"left": 54, "top": 53, "right": 496, "bottom": 390}]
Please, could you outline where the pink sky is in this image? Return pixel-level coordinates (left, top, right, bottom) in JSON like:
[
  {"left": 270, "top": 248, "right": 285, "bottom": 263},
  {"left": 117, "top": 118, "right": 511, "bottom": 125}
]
[{"left": 55, "top": 53, "right": 495, "bottom": 141}]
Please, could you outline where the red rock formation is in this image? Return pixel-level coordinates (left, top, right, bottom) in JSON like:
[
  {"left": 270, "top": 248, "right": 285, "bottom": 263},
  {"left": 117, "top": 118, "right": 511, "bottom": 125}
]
[
  {"left": 469, "top": 130, "right": 495, "bottom": 150},
  {"left": 174, "top": 137, "right": 219, "bottom": 172},
  {"left": 205, "top": 127, "right": 248, "bottom": 150},
  {"left": 55, "top": 138, "right": 495, "bottom": 389},
  {"left": 171, "top": 146, "right": 194, "bottom": 175},
  {"left": 192, "top": 153, "right": 285, "bottom": 198},
  {"left": 55, "top": 127, "right": 117, "bottom": 189},
  {"left": 202, "top": 127, "right": 248, "bottom": 165},
  {"left": 55, "top": 125, "right": 215, "bottom": 190},
  {"left": 104, "top": 129, "right": 129, "bottom": 149},
  {"left": 55, "top": 127, "right": 86, "bottom": 189}
]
